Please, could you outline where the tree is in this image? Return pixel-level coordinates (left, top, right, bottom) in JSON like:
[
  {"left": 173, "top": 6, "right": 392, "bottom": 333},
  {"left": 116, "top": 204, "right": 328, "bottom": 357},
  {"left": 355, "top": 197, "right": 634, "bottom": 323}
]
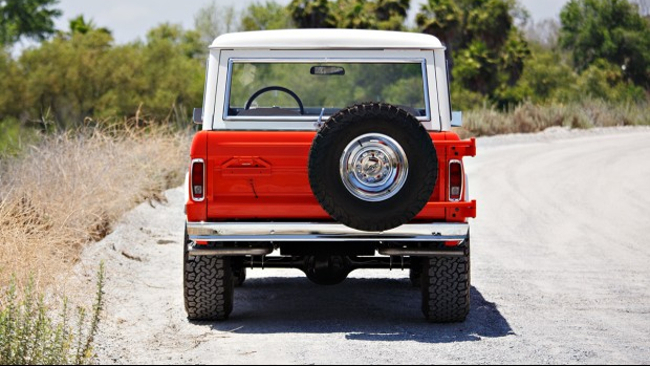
[
  {"left": 632, "top": 0, "right": 649, "bottom": 15},
  {"left": 333, "top": 0, "right": 410, "bottom": 30},
  {"left": 19, "top": 29, "right": 115, "bottom": 129},
  {"left": 194, "top": 2, "right": 240, "bottom": 45},
  {"left": 12, "top": 22, "right": 204, "bottom": 129},
  {"left": 289, "top": 0, "right": 336, "bottom": 28},
  {"left": 559, "top": 0, "right": 650, "bottom": 88},
  {"left": 288, "top": 0, "right": 410, "bottom": 30},
  {"left": 525, "top": 19, "right": 561, "bottom": 49},
  {"left": 66, "top": 15, "right": 111, "bottom": 36},
  {"left": 374, "top": 0, "right": 410, "bottom": 30},
  {"left": 241, "top": 1, "right": 295, "bottom": 31},
  {"left": 0, "top": 0, "right": 61, "bottom": 46},
  {"left": 416, "top": 0, "right": 530, "bottom": 105},
  {"left": 416, "top": 0, "right": 462, "bottom": 48}
]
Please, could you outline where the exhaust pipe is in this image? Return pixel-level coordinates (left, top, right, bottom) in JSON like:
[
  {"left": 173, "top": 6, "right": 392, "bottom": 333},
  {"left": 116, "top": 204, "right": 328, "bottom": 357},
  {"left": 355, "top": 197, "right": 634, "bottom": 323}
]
[
  {"left": 188, "top": 245, "right": 273, "bottom": 256},
  {"left": 378, "top": 248, "right": 465, "bottom": 257}
]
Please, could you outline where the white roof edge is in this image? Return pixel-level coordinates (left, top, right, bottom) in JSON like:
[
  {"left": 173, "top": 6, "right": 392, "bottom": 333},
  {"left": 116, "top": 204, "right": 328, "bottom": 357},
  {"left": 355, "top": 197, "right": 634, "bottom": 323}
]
[{"left": 210, "top": 29, "right": 444, "bottom": 50}]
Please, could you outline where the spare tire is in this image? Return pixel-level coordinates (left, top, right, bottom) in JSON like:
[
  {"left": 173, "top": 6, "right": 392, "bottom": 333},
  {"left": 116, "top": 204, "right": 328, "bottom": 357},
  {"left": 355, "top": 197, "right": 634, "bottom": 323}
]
[{"left": 308, "top": 102, "right": 438, "bottom": 232}]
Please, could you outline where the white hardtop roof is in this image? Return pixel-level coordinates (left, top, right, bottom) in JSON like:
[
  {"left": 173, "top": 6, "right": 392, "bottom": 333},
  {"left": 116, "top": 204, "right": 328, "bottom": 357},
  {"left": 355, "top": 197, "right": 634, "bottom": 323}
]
[{"left": 211, "top": 29, "right": 444, "bottom": 50}]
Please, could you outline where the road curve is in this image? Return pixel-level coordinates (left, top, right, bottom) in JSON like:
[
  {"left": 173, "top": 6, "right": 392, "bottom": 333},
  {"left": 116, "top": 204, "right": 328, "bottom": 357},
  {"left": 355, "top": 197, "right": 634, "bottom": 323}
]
[{"left": 81, "top": 127, "right": 650, "bottom": 364}]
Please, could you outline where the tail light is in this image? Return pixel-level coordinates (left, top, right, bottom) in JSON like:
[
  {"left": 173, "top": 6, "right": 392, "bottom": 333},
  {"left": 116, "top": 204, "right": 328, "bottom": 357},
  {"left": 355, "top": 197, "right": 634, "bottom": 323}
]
[
  {"left": 449, "top": 160, "right": 463, "bottom": 202},
  {"left": 191, "top": 159, "right": 205, "bottom": 202}
]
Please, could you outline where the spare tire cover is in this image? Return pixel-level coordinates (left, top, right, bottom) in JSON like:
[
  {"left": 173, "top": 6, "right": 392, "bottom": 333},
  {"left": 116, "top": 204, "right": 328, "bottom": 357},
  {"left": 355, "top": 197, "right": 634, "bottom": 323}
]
[{"left": 308, "top": 102, "right": 438, "bottom": 232}]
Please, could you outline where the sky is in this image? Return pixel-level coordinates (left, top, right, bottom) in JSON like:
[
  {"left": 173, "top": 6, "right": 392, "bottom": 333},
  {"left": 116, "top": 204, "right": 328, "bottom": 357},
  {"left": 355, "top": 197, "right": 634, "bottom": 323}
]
[{"left": 54, "top": 0, "right": 570, "bottom": 44}]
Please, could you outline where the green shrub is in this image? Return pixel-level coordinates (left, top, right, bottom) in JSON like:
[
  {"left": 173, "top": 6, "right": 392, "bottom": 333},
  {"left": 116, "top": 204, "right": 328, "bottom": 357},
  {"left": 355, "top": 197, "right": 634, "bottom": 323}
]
[
  {"left": 451, "top": 83, "right": 489, "bottom": 111},
  {"left": 0, "top": 264, "right": 105, "bottom": 365}
]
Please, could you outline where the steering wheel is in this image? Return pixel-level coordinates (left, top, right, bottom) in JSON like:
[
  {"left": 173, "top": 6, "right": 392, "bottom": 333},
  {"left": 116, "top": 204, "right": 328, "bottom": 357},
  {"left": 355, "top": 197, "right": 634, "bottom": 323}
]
[{"left": 244, "top": 86, "right": 305, "bottom": 115}]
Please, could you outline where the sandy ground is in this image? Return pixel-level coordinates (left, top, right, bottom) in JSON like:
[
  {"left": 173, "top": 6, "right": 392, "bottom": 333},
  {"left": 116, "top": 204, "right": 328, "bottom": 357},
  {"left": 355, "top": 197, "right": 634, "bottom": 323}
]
[{"left": 76, "top": 126, "right": 650, "bottom": 364}]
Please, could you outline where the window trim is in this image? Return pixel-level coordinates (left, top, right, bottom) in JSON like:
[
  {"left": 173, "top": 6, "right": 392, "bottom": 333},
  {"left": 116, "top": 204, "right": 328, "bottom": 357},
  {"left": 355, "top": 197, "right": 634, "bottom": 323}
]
[{"left": 222, "top": 57, "right": 432, "bottom": 123}]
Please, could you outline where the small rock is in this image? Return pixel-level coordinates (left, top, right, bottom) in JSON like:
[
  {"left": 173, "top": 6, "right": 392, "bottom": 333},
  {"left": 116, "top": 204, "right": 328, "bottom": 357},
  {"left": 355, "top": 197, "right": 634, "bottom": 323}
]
[{"left": 121, "top": 251, "right": 144, "bottom": 262}]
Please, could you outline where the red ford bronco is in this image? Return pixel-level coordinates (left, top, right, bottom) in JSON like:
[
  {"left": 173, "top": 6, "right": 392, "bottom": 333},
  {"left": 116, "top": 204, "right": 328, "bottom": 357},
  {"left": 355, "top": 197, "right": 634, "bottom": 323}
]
[{"left": 184, "top": 29, "right": 476, "bottom": 323}]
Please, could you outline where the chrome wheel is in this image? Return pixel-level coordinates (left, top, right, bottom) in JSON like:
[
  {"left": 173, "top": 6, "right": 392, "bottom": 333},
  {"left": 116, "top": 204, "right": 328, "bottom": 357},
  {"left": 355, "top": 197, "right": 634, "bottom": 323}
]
[{"left": 339, "top": 133, "right": 409, "bottom": 202}]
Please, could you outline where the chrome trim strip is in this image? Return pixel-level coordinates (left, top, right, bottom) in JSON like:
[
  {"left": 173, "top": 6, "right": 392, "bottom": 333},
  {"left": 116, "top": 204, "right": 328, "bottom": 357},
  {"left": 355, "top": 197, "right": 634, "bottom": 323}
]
[
  {"left": 187, "top": 222, "right": 469, "bottom": 242},
  {"left": 189, "top": 159, "right": 205, "bottom": 202},
  {"left": 222, "top": 115, "right": 431, "bottom": 122},
  {"left": 227, "top": 57, "right": 429, "bottom": 64},
  {"left": 378, "top": 248, "right": 465, "bottom": 257},
  {"left": 188, "top": 246, "right": 273, "bottom": 256},
  {"left": 223, "top": 57, "right": 431, "bottom": 122}
]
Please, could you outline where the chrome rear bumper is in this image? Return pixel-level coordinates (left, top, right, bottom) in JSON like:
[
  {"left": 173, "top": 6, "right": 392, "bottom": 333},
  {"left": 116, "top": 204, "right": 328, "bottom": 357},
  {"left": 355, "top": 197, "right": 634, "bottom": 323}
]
[{"left": 187, "top": 222, "right": 469, "bottom": 243}]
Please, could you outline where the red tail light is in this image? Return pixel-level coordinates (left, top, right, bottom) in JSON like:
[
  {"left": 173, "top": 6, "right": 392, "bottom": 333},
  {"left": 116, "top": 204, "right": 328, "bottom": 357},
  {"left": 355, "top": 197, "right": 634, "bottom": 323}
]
[
  {"left": 191, "top": 159, "right": 205, "bottom": 201},
  {"left": 449, "top": 160, "right": 463, "bottom": 201}
]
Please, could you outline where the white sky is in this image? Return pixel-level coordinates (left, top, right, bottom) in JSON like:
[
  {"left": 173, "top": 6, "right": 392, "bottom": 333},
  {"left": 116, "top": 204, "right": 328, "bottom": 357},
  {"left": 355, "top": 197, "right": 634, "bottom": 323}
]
[{"left": 53, "top": 0, "right": 569, "bottom": 44}]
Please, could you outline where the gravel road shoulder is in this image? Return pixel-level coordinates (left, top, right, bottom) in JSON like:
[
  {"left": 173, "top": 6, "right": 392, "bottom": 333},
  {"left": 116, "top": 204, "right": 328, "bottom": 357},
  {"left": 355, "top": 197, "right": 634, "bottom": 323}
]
[{"left": 75, "top": 126, "right": 650, "bottom": 364}]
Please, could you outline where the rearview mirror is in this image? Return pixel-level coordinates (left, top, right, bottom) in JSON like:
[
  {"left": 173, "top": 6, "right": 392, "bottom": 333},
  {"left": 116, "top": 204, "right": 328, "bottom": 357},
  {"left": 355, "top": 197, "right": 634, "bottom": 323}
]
[
  {"left": 193, "top": 108, "right": 202, "bottom": 125},
  {"left": 310, "top": 66, "right": 345, "bottom": 76}
]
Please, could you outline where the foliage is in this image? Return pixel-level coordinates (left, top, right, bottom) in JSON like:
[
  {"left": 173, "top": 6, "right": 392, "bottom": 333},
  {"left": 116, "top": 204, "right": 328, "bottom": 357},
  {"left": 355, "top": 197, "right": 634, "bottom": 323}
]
[
  {"left": 18, "top": 29, "right": 115, "bottom": 130},
  {"left": 65, "top": 15, "right": 112, "bottom": 36},
  {"left": 508, "top": 47, "right": 578, "bottom": 103},
  {"left": 508, "top": 43, "right": 647, "bottom": 106},
  {"left": 288, "top": 0, "right": 410, "bottom": 30},
  {"left": 0, "top": 0, "right": 61, "bottom": 46},
  {"left": 525, "top": 19, "right": 561, "bottom": 49},
  {"left": 4, "top": 23, "right": 204, "bottom": 130},
  {"left": 194, "top": 2, "right": 241, "bottom": 45},
  {"left": 574, "top": 59, "right": 647, "bottom": 101},
  {"left": 242, "top": 1, "right": 295, "bottom": 31},
  {"left": 559, "top": 0, "right": 650, "bottom": 88},
  {"left": 416, "top": 0, "right": 531, "bottom": 107},
  {"left": 632, "top": 0, "right": 649, "bottom": 15},
  {"left": 0, "top": 265, "right": 104, "bottom": 365},
  {"left": 289, "top": 0, "right": 335, "bottom": 28},
  {"left": 450, "top": 83, "right": 489, "bottom": 111}
]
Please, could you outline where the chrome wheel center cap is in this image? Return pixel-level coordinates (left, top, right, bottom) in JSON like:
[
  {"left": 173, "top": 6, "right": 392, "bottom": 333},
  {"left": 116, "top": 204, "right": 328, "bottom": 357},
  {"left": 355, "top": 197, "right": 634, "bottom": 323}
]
[{"left": 340, "top": 133, "right": 408, "bottom": 202}]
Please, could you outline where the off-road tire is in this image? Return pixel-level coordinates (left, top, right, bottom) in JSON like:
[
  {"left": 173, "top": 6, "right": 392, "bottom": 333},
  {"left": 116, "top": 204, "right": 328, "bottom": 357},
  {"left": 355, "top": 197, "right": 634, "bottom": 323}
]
[
  {"left": 308, "top": 102, "right": 438, "bottom": 232},
  {"left": 183, "top": 228, "right": 234, "bottom": 321},
  {"left": 421, "top": 241, "right": 471, "bottom": 323}
]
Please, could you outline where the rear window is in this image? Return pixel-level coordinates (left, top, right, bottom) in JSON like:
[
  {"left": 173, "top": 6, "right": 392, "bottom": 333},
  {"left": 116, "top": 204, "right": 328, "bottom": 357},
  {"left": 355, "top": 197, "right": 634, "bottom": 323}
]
[{"left": 226, "top": 60, "right": 428, "bottom": 119}]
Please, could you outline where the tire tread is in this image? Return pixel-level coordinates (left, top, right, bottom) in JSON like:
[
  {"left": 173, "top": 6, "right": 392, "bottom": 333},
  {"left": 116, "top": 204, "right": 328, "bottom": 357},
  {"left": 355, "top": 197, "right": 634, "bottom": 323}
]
[{"left": 421, "top": 245, "right": 471, "bottom": 323}]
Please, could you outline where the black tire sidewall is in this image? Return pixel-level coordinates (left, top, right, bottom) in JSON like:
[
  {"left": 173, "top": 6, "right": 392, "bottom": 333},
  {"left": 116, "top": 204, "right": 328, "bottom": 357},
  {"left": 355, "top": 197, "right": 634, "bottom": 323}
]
[
  {"left": 309, "top": 103, "right": 438, "bottom": 232},
  {"left": 183, "top": 225, "right": 234, "bottom": 321},
  {"left": 420, "top": 239, "right": 471, "bottom": 323}
]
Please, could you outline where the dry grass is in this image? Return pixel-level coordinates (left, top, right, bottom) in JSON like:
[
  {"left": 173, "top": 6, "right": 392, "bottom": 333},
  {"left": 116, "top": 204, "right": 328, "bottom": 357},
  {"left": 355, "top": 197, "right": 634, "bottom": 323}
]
[
  {"left": 457, "top": 100, "right": 650, "bottom": 138},
  {"left": 0, "top": 123, "right": 190, "bottom": 291}
]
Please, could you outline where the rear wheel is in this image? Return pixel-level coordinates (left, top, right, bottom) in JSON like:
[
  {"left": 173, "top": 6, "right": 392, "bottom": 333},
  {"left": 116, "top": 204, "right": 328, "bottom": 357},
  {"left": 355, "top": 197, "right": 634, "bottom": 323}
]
[
  {"left": 421, "top": 240, "right": 471, "bottom": 323},
  {"left": 183, "top": 226, "right": 234, "bottom": 321}
]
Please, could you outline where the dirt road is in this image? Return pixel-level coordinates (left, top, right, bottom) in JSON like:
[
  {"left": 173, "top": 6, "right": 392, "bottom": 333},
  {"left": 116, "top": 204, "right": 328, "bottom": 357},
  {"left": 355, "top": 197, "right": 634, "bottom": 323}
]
[{"left": 78, "top": 127, "right": 650, "bottom": 364}]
